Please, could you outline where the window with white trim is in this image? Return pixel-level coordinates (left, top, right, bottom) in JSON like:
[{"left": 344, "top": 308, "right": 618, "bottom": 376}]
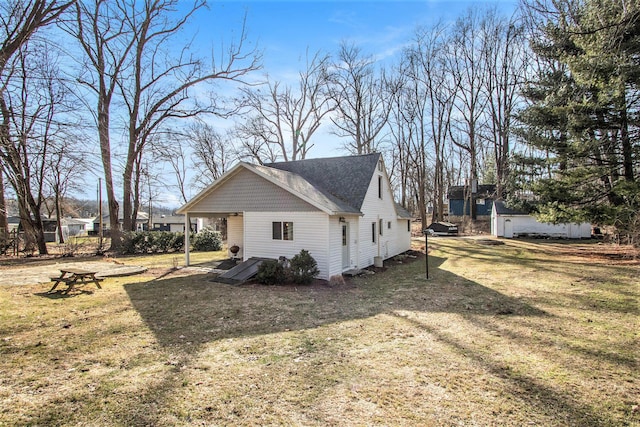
[
  {"left": 272, "top": 222, "right": 294, "bottom": 240},
  {"left": 372, "top": 222, "right": 377, "bottom": 243}
]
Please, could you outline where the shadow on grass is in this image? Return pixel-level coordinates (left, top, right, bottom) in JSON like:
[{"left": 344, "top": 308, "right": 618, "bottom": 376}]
[
  {"left": 33, "top": 289, "right": 96, "bottom": 299},
  {"left": 123, "top": 253, "right": 547, "bottom": 350},
  {"left": 391, "top": 312, "right": 614, "bottom": 426}
]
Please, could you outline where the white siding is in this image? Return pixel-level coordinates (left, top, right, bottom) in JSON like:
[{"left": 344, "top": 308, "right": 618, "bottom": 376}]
[
  {"left": 227, "top": 215, "right": 244, "bottom": 258},
  {"left": 327, "top": 215, "right": 360, "bottom": 277},
  {"left": 357, "top": 160, "right": 408, "bottom": 268},
  {"left": 244, "top": 211, "right": 331, "bottom": 280},
  {"left": 188, "top": 168, "right": 317, "bottom": 215}
]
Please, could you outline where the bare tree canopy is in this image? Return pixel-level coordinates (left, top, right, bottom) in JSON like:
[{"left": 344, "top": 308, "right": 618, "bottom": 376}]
[
  {"left": 0, "top": 0, "right": 75, "bottom": 254},
  {"left": 236, "top": 50, "right": 334, "bottom": 163},
  {"left": 328, "top": 42, "right": 395, "bottom": 155},
  {"left": 68, "top": 0, "right": 261, "bottom": 246}
]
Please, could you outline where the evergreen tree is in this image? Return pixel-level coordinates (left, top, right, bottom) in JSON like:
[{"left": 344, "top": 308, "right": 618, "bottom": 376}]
[{"left": 517, "top": 0, "right": 639, "bottom": 241}]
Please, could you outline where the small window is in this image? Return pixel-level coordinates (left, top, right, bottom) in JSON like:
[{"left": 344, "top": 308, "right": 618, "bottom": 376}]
[
  {"left": 388, "top": 221, "right": 392, "bottom": 230},
  {"left": 379, "top": 219, "right": 383, "bottom": 236},
  {"left": 407, "top": 220, "right": 411, "bottom": 232},
  {"left": 272, "top": 222, "right": 293, "bottom": 240},
  {"left": 283, "top": 222, "right": 293, "bottom": 240},
  {"left": 372, "top": 222, "right": 376, "bottom": 243},
  {"left": 378, "top": 176, "right": 383, "bottom": 199},
  {"left": 272, "top": 222, "right": 282, "bottom": 240}
]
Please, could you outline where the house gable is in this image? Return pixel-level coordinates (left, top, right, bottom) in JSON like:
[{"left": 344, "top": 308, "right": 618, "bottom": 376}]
[{"left": 182, "top": 167, "right": 319, "bottom": 215}]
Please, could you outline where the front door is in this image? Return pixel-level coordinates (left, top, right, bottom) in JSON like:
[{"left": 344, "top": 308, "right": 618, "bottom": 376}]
[{"left": 342, "top": 223, "right": 350, "bottom": 269}]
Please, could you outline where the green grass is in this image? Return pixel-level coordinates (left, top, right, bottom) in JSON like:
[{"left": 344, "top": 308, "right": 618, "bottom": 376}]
[{"left": 0, "top": 238, "right": 638, "bottom": 426}]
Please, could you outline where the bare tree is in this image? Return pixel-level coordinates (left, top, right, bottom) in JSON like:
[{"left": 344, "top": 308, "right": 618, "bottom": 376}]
[
  {"left": 236, "top": 50, "right": 333, "bottom": 162},
  {"left": 44, "top": 138, "right": 87, "bottom": 243},
  {"left": 70, "top": 0, "right": 261, "bottom": 246},
  {"left": 0, "top": 41, "right": 71, "bottom": 254},
  {"left": 482, "top": 10, "right": 527, "bottom": 198},
  {"left": 187, "top": 122, "right": 234, "bottom": 187},
  {"left": 408, "top": 24, "right": 455, "bottom": 224},
  {"left": 69, "top": 0, "right": 136, "bottom": 249},
  {"left": 0, "top": 0, "right": 74, "bottom": 252},
  {"left": 118, "top": 1, "right": 260, "bottom": 233},
  {"left": 447, "top": 8, "right": 491, "bottom": 221},
  {"left": 328, "top": 42, "right": 395, "bottom": 154}
]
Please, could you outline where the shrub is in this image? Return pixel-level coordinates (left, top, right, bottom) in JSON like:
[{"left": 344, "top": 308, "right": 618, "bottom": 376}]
[
  {"left": 192, "top": 226, "right": 223, "bottom": 251},
  {"left": 120, "top": 231, "right": 185, "bottom": 254},
  {"left": 170, "top": 232, "right": 185, "bottom": 252},
  {"left": 289, "top": 249, "right": 319, "bottom": 285},
  {"left": 256, "top": 259, "right": 286, "bottom": 285},
  {"left": 152, "top": 231, "right": 174, "bottom": 253},
  {"left": 121, "top": 231, "right": 147, "bottom": 254}
]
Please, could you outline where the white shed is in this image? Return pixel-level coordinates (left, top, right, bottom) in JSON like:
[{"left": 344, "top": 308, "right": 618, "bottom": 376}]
[{"left": 491, "top": 201, "right": 591, "bottom": 239}]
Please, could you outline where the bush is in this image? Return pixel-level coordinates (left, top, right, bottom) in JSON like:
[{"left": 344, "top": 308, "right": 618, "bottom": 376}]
[
  {"left": 120, "top": 231, "right": 185, "bottom": 254},
  {"left": 170, "top": 233, "right": 185, "bottom": 252},
  {"left": 289, "top": 249, "right": 319, "bottom": 285},
  {"left": 121, "top": 231, "right": 147, "bottom": 254},
  {"left": 256, "top": 259, "right": 286, "bottom": 285},
  {"left": 192, "top": 226, "right": 223, "bottom": 251},
  {"left": 151, "top": 231, "right": 174, "bottom": 253}
]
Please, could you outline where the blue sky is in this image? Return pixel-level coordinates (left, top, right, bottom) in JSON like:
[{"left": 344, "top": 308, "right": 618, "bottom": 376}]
[
  {"left": 195, "top": 0, "right": 519, "bottom": 81},
  {"left": 161, "top": 0, "right": 520, "bottom": 206}
]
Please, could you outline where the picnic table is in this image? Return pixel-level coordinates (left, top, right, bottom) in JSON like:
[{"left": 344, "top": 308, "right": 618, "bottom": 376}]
[{"left": 48, "top": 268, "right": 103, "bottom": 294}]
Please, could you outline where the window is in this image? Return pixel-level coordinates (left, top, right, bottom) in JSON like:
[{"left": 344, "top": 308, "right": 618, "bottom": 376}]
[
  {"left": 388, "top": 221, "right": 392, "bottom": 230},
  {"left": 378, "top": 176, "right": 383, "bottom": 199},
  {"left": 272, "top": 222, "right": 293, "bottom": 240},
  {"left": 379, "top": 219, "right": 383, "bottom": 236},
  {"left": 372, "top": 222, "right": 376, "bottom": 243},
  {"left": 378, "top": 159, "right": 383, "bottom": 172},
  {"left": 407, "top": 220, "right": 411, "bottom": 232}
]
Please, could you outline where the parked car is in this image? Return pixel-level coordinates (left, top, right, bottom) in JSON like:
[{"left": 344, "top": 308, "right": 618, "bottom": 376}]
[{"left": 425, "top": 221, "right": 459, "bottom": 236}]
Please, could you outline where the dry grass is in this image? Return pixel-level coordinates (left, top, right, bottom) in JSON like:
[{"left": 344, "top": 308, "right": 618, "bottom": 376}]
[{"left": 0, "top": 239, "right": 638, "bottom": 426}]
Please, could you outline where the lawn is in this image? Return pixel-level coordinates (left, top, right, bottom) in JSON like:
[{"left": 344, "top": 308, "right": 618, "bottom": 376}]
[{"left": 0, "top": 238, "right": 637, "bottom": 426}]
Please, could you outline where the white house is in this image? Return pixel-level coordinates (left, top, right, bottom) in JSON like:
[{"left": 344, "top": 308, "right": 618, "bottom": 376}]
[
  {"left": 176, "top": 153, "right": 413, "bottom": 280},
  {"left": 491, "top": 201, "right": 591, "bottom": 239}
]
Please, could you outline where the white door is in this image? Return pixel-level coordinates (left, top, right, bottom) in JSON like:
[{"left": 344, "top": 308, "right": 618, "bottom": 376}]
[
  {"left": 504, "top": 219, "right": 513, "bottom": 238},
  {"left": 342, "top": 223, "right": 350, "bottom": 269}
]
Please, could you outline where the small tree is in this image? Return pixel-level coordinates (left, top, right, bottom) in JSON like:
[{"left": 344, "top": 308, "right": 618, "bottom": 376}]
[{"left": 289, "top": 249, "right": 319, "bottom": 285}]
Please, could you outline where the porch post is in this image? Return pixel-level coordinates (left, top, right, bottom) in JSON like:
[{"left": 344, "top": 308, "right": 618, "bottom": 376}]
[{"left": 184, "top": 213, "right": 191, "bottom": 266}]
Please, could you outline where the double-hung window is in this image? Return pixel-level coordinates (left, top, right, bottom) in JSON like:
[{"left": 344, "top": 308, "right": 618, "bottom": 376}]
[{"left": 272, "top": 222, "right": 294, "bottom": 240}]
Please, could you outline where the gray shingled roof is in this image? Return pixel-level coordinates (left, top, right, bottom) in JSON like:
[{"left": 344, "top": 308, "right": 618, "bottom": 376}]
[
  {"left": 493, "top": 200, "right": 529, "bottom": 215},
  {"left": 265, "top": 153, "right": 381, "bottom": 212}
]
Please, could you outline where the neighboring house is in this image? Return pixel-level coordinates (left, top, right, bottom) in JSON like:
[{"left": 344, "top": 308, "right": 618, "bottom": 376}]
[
  {"left": 62, "top": 218, "right": 91, "bottom": 238},
  {"left": 92, "top": 212, "right": 149, "bottom": 233},
  {"left": 177, "top": 153, "right": 413, "bottom": 281},
  {"left": 151, "top": 215, "right": 197, "bottom": 233},
  {"left": 491, "top": 201, "right": 591, "bottom": 239},
  {"left": 448, "top": 184, "right": 497, "bottom": 218}
]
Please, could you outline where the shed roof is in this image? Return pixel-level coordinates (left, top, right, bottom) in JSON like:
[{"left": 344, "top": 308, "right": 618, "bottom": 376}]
[{"left": 493, "top": 201, "right": 529, "bottom": 216}]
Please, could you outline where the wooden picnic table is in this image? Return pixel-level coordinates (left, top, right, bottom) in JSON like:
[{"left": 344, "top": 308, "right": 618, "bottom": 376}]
[{"left": 48, "top": 268, "right": 103, "bottom": 294}]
